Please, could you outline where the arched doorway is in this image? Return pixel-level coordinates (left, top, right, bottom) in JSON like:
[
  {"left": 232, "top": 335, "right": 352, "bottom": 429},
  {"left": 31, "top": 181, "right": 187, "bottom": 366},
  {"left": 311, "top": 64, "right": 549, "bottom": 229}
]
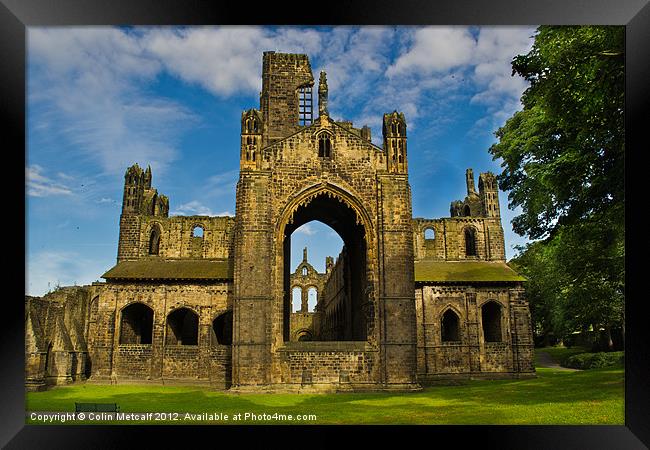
[
  {"left": 120, "top": 303, "right": 154, "bottom": 344},
  {"left": 281, "top": 189, "right": 370, "bottom": 342},
  {"left": 213, "top": 311, "right": 233, "bottom": 345},
  {"left": 166, "top": 308, "right": 199, "bottom": 345},
  {"left": 44, "top": 342, "right": 54, "bottom": 380}
]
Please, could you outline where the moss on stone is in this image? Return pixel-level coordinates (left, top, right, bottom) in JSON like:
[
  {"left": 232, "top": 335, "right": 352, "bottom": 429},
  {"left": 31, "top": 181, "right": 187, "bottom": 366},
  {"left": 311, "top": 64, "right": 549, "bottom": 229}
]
[
  {"left": 102, "top": 259, "right": 233, "bottom": 281},
  {"left": 414, "top": 260, "right": 527, "bottom": 283}
]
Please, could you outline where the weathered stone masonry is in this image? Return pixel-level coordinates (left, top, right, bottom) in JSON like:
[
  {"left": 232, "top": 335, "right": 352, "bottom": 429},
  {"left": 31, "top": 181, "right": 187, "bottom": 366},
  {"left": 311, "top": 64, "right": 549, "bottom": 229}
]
[{"left": 25, "top": 51, "right": 534, "bottom": 391}]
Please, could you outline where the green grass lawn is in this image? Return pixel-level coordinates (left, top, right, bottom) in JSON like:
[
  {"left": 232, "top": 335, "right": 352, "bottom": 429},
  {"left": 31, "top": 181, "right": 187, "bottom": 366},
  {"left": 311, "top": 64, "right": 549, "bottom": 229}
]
[{"left": 26, "top": 364, "right": 624, "bottom": 425}]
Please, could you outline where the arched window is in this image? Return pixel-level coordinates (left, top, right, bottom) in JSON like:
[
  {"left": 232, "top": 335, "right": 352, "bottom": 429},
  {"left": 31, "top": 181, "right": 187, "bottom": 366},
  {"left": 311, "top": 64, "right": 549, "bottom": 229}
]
[
  {"left": 149, "top": 225, "right": 161, "bottom": 255},
  {"left": 292, "top": 287, "right": 303, "bottom": 313},
  {"left": 465, "top": 227, "right": 477, "bottom": 257},
  {"left": 297, "top": 330, "right": 312, "bottom": 341},
  {"left": 308, "top": 287, "right": 317, "bottom": 312},
  {"left": 192, "top": 225, "right": 204, "bottom": 238},
  {"left": 424, "top": 228, "right": 435, "bottom": 240},
  {"left": 88, "top": 296, "right": 100, "bottom": 323},
  {"left": 166, "top": 308, "right": 199, "bottom": 345},
  {"left": 463, "top": 204, "right": 471, "bottom": 217},
  {"left": 318, "top": 133, "right": 331, "bottom": 158},
  {"left": 44, "top": 342, "right": 54, "bottom": 377},
  {"left": 302, "top": 267, "right": 308, "bottom": 276},
  {"left": 482, "top": 301, "right": 502, "bottom": 343},
  {"left": 441, "top": 309, "right": 460, "bottom": 342},
  {"left": 212, "top": 311, "right": 233, "bottom": 345},
  {"left": 120, "top": 303, "right": 154, "bottom": 344}
]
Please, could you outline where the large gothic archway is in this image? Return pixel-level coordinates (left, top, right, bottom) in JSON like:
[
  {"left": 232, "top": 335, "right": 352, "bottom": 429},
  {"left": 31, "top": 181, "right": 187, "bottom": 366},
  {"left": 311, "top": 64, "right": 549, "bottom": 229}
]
[{"left": 278, "top": 184, "right": 375, "bottom": 343}]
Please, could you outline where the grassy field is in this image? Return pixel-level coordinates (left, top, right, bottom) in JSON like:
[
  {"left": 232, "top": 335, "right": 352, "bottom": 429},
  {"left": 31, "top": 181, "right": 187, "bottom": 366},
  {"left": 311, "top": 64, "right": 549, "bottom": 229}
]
[{"left": 26, "top": 363, "right": 624, "bottom": 425}]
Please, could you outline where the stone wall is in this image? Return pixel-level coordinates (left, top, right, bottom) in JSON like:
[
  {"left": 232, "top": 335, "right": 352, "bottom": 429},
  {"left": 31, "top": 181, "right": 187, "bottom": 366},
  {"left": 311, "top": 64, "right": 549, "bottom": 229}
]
[
  {"left": 413, "top": 217, "right": 506, "bottom": 261},
  {"left": 24, "top": 286, "right": 100, "bottom": 390},
  {"left": 138, "top": 216, "right": 235, "bottom": 259},
  {"left": 414, "top": 284, "right": 535, "bottom": 383},
  {"left": 88, "top": 281, "right": 233, "bottom": 385},
  {"left": 276, "top": 342, "right": 377, "bottom": 387}
]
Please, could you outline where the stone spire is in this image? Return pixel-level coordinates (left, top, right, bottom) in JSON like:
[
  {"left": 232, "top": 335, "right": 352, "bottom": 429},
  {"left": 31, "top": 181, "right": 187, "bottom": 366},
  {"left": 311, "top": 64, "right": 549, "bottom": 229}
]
[
  {"left": 144, "top": 165, "right": 152, "bottom": 189},
  {"left": 466, "top": 168, "right": 477, "bottom": 196},
  {"left": 303, "top": 247, "right": 308, "bottom": 262},
  {"left": 318, "top": 71, "right": 328, "bottom": 117}
]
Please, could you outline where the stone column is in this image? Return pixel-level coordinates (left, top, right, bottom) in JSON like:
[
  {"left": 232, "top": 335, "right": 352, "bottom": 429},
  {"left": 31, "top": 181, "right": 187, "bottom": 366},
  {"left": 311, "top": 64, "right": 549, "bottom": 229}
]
[
  {"left": 377, "top": 175, "right": 418, "bottom": 387},
  {"left": 232, "top": 172, "right": 273, "bottom": 386}
]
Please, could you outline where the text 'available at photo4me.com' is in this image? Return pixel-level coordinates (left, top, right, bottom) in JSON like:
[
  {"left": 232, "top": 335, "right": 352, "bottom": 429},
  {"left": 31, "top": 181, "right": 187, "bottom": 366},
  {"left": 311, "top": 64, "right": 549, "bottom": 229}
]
[{"left": 28, "top": 411, "right": 319, "bottom": 423}]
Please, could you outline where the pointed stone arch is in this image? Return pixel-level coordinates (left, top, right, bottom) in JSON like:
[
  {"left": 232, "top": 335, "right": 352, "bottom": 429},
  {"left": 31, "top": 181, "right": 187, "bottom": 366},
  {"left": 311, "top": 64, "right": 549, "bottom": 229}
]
[
  {"left": 440, "top": 307, "right": 462, "bottom": 343},
  {"left": 277, "top": 182, "right": 376, "bottom": 343},
  {"left": 148, "top": 223, "right": 162, "bottom": 256}
]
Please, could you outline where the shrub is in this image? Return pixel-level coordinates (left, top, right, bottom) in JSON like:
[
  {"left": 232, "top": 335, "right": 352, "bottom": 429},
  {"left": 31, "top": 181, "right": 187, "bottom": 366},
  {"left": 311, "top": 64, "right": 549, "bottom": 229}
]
[{"left": 562, "top": 351, "right": 624, "bottom": 370}]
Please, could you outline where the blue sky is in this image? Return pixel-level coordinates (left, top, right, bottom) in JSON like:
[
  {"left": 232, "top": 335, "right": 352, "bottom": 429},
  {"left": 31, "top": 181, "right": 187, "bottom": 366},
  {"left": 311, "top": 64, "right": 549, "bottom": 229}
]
[{"left": 26, "top": 25, "right": 537, "bottom": 296}]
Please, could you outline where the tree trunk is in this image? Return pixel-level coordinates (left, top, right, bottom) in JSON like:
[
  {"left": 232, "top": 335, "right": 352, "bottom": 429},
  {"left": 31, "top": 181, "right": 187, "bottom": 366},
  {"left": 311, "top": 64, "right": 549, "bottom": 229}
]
[{"left": 605, "top": 325, "right": 614, "bottom": 351}]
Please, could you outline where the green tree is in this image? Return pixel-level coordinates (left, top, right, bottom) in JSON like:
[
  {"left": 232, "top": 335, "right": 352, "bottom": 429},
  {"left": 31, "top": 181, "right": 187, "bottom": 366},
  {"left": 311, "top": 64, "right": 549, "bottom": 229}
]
[{"left": 492, "top": 26, "right": 624, "bottom": 349}]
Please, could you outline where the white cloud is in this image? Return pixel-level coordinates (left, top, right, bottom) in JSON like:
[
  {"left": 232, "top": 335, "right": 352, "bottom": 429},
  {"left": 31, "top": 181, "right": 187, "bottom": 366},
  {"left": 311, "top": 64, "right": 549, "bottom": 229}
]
[
  {"left": 386, "top": 27, "right": 476, "bottom": 77},
  {"left": 294, "top": 223, "right": 317, "bottom": 236},
  {"left": 26, "top": 165, "right": 73, "bottom": 197},
  {"left": 380, "top": 26, "right": 535, "bottom": 138},
  {"left": 172, "top": 200, "right": 215, "bottom": 216},
  {"left": 29, "top": 27, "right": 197, "bottom": 176},
  {"left": 26, "top": 250, "right": 111, "bottom": 296},
  {"left": 471, "top": 27, "right": 535, "bottom": 105},
  {"left": 140, "top": 26, "right": 324, "bottom": 97},
  {"left": 171, "top": 200, "right": 232, "bottom": 217},
  {"left": 203, "top": 170, "right": 239, "bottom": 198}
]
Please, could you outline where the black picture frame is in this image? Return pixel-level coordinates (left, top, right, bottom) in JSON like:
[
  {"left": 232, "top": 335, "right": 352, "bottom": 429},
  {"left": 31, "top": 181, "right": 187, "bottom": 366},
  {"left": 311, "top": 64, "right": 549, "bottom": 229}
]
[{"left": 3, "top": 0, "right": 648, "bottom": 447}]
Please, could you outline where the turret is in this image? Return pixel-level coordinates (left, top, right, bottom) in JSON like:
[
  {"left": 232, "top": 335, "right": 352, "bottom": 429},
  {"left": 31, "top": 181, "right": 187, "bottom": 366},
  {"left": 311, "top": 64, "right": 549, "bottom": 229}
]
[
  {"left": 360, "top": 125, "right": 372, "bottom": 142},
  {"left": 118, "top": 163, "right": 168, "bottom": 261},
  {"left": 479, "top": 172, "right": 501, "bottom": 218},
  {"left": 144, "top": 165, "right": 152, "bottom": 189},
  {"left": 122, "top": 164, "right": 146, "bottom": 214},
  {"left": 326, "top": 256, "right": 334, "bottom": 274},
  {"left": 240, "top": 109, "right": 262, "bottom": 170},
  {"left": 450, "top": 168, "right": 482, "bottom": 217},
  {"left": 466, "top": 168, "right": 476, "bottom": 196},
  {"left": 383, "top": 111, "right": 407, "bottom": 174}
]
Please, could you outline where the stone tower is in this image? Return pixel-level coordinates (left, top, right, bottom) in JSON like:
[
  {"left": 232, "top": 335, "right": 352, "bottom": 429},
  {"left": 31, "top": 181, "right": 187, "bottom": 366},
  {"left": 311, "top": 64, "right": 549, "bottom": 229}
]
[
  {"left": 117, "top": 163, "right": 169, "bottom": 261},
  {"left": 479, "top": 172, "right": 501, "bottom": 218},
  {"left": 260, "top": 51, "right": 314, "bottom": 146},
  {"left": 232, "top": 52, "right": 418, "bottom": 390},
  {"left": 383, "top": 111, "right": 408, "bottom": 174},
  {"left": 240, "top": 109, "right": 263, "bottom": 171}
]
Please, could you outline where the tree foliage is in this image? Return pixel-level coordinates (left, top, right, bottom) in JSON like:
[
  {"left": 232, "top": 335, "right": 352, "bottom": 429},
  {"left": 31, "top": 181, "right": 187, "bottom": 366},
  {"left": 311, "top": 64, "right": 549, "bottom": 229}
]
[{"left": 493, "top": 26, "right": 624, "bottom": 348}]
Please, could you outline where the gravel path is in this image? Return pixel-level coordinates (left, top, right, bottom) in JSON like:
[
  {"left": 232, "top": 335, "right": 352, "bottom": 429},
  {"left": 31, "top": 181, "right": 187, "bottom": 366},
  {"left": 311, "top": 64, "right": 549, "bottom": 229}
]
[{"left": 536, "top": 350, "right": 581, "bottom": 371}]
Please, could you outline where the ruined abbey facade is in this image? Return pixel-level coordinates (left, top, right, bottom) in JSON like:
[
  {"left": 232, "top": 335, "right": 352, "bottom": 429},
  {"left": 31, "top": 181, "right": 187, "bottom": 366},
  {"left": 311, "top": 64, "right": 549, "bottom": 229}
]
[{"left": 25, "top": 52, "right": 535, "bottom": 392}]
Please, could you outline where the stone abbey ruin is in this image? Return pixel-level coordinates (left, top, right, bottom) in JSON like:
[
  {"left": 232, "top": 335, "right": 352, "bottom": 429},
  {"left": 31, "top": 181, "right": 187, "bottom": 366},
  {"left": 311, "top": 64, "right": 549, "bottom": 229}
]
[{"left": 25, "top": 52, "right": 535, "bottom": 391}]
